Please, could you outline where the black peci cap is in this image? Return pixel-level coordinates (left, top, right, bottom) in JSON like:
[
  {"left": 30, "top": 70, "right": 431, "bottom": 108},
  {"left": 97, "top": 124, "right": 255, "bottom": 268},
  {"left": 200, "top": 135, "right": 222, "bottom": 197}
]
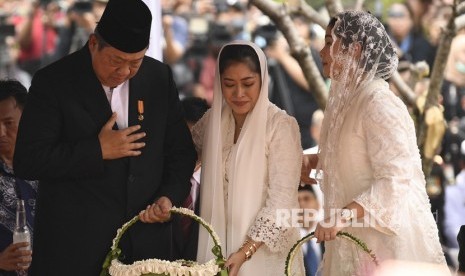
[{"left": 96, "top": 0, "right": 152, "bottom": 53}]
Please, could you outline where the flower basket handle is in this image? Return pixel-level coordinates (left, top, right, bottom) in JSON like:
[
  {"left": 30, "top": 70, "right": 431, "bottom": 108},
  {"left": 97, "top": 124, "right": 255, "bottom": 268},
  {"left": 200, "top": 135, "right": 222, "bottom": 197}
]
[
  {"left": 100, "top": 207, "right": 228, "bottom": 276},
  {"left": 284, "top": 231, "right": 379, "bottom": 275}
]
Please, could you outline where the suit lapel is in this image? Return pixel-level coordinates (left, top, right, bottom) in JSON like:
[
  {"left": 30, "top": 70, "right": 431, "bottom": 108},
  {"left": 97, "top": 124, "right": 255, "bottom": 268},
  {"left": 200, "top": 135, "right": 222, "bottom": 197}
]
[{"left": 72, "top": 46, "right": 114, "bottom": 130}]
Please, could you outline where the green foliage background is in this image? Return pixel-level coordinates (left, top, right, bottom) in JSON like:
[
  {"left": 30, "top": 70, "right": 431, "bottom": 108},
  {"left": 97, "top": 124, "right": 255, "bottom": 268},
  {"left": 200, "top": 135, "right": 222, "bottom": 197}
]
[{"left": 304, "top": 0, "right": 402, "bottom": 22}]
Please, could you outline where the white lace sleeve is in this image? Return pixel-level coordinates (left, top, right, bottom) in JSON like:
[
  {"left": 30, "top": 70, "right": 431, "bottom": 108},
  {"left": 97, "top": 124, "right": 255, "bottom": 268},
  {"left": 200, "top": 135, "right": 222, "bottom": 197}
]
[
  {"left": 191, "top": 109, "right": 211, "bottom": 154},
  {"left": 247, "top": 113, "right": 302, "bottom": 252},
  {"left": 353, "top": 91, "right": 417, "bottom": 235}
]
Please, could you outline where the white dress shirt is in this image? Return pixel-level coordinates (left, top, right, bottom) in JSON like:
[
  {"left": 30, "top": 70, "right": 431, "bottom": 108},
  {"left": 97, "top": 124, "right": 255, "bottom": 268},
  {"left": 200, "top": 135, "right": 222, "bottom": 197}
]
[{"left": 103, "top": 81, "right": 129, "bottom": 129}]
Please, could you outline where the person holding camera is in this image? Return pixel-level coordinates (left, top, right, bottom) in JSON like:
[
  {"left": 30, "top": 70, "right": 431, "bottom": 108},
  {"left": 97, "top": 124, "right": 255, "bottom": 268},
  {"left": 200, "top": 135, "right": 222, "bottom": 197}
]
[
  {"left": 161, "top": 0, "right": 189, "bottom": 65},
  {"left": 52, "top": 0, "right": 109, "bottom": 59},
  {"left": 254, "top": 23, "right": 323, "bottom": 149},
  {"left": 13, "top": 0, "right": 58, "bottom": 76}
]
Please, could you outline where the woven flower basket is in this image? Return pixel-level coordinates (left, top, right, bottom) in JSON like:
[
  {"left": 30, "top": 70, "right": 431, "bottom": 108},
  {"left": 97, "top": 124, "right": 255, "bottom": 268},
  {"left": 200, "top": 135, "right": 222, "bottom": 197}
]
[
  {"left": 100, "top": 207, "right": 228, "bottom": 276},
  {"left": 284, "top": 231, "right": 379, "bottom": 275}
]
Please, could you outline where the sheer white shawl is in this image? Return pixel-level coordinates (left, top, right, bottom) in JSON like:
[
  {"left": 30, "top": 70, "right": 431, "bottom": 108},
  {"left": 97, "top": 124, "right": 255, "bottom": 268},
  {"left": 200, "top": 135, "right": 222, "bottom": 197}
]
[{"left": 196, "top": 40, "right": 270, "bottom": 269}]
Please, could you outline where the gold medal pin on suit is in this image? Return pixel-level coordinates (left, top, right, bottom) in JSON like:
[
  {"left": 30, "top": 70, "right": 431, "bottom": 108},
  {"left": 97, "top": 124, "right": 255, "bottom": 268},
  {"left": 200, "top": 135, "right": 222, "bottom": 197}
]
[{"left": 138, "top": 100, "right": 144, "bottom": 121}]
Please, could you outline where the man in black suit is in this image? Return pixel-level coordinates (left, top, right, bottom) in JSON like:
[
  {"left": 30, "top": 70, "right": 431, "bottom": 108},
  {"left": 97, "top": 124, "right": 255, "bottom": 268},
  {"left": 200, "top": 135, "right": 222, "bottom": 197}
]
[{"left": 13, "top": 0, "right": 196, "bottom": 275}]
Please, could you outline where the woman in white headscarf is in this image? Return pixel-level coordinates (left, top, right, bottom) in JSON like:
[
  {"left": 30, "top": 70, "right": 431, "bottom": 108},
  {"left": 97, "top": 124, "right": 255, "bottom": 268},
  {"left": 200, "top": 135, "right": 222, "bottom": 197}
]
[
  {"left": 302, "top": 10, "right": 448, "bottom": 275},
  {"left": 192, "top": 41, "right": 304, "bottom": 275}
]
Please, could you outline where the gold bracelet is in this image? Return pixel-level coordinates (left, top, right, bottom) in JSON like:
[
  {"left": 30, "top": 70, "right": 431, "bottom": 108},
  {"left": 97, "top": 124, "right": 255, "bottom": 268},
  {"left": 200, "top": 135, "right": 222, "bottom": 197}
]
[
  {"left": 239, "top": 240, "right": 256, "bottom": 261},
  {"left": 247, "top": 244, "right": 255, "bottom": 255},
  {"left": 241, "top": 241, "right": 254, "bottom": 252},
  {"left": 241, "top": 247, "right": 253, "bottom": 261},
  {"left": 249, "top": 241, "right": 258, "bottom": 252}
]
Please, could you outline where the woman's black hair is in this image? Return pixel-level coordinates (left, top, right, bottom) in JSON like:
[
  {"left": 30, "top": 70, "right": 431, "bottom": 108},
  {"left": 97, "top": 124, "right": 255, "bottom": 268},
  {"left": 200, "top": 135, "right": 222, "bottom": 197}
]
[
  {"left": 181, "top": 97, "right": 209, "bottom": 123},
  {"left": 218, "top": 44, "right": 261, "bottom": 75}
]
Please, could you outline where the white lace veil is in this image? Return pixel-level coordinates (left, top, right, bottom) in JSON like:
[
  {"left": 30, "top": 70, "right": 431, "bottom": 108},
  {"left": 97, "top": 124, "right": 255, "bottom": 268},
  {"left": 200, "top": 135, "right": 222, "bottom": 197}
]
[{"left": 318, "top": 11, "right": 399, "bottom": 209}]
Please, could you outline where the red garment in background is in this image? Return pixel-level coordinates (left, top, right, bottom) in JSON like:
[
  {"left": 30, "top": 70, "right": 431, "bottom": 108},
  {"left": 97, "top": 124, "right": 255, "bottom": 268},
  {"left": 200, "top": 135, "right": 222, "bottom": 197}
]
[{"left": 12, "top": 9, "right": 57, "bottom": 62}]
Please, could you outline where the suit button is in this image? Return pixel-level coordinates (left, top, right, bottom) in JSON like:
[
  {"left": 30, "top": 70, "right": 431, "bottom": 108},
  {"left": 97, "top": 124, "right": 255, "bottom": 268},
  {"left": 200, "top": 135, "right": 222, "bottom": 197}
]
[{"left": 128, "top": 174, "right": 135, "bottom": 182}]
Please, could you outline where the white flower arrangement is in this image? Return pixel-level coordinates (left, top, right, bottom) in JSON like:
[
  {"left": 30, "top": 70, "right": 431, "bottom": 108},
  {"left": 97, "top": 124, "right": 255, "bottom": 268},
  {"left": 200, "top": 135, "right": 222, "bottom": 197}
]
[
  {"left": 100, "top": 207, "right": 228, "bottom": 276},
  {"left": 109, "top": 258, "right": 220, "bottom": 276},
  {"left": 285, "top": 231, "right": 379, "bottom": 276}
]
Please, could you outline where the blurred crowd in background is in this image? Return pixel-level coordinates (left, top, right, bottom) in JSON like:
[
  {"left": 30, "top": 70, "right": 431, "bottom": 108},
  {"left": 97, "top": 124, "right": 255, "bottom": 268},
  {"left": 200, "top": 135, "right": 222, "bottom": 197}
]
[{"left": 1, "top": 0, "right": 465, "bottom": 271}]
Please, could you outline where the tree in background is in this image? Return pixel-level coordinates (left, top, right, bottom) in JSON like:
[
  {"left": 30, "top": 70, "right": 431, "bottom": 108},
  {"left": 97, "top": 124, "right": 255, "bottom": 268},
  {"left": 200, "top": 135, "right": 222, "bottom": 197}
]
[{"left": 251, "top": 0, "right": 465, "bottom": 176}]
